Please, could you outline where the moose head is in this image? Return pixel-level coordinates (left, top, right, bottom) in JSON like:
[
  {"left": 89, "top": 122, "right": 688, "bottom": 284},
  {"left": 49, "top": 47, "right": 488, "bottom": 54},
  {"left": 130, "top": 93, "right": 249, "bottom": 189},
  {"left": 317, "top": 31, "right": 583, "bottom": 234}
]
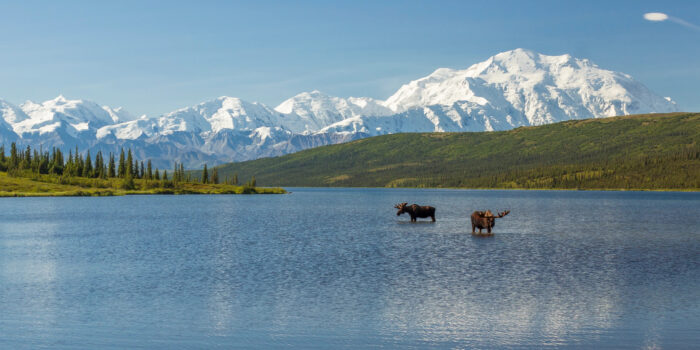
[
  {"left": 394, "top": 202, "right": 408, "bottom": 216},
  {"left": 471, "top": 209, "right": 510, "bottom": 234}
]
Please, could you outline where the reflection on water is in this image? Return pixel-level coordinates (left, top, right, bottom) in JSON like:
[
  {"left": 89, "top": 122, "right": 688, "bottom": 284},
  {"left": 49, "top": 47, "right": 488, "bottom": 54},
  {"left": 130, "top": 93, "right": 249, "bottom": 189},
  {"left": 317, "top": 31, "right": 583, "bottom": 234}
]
[{"left": 0, "top": 189, "right": 698, "bottom": 349}]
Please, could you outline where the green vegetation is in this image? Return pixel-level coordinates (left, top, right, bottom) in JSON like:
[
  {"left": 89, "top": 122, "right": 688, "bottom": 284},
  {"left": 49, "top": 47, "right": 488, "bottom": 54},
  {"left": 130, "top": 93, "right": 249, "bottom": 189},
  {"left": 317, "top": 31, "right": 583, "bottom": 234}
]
[
  {"left": 0, "top": 145, "right": 285, "bottom": 196},
  {"left": 214, "top": 113, "right": 700, "bottom": 191}
]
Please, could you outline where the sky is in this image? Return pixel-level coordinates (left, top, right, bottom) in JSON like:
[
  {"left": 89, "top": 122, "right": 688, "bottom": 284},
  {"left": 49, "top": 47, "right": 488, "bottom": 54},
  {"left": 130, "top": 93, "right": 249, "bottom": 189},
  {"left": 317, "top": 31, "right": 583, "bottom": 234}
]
[{"left": 0, "top": 0, "right": 698, "bottom": 116}]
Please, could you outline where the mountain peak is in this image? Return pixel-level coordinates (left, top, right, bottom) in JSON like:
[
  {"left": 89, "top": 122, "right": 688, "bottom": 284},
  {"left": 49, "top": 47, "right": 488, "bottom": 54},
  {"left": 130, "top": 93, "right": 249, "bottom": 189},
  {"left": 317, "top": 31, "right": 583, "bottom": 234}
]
[
  {"left": 384, "top": 49, "right": 678, "bottom": 120},
  {"left": 494, "top": 47, "right": 536, "bottom": 57},
  {"left": 216, "top": 95, "right": 241, "bottom": 102},
  {"left": 51, "top": 94, "right": 72, "bottom": 105}
]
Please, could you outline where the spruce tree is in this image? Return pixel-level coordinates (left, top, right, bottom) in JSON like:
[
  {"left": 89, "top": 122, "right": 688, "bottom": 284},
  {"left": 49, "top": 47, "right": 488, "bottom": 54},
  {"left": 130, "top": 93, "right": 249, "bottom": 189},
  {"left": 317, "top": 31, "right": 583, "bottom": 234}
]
[
  {"left": 95, "top": 151, "right": 105, "bottom": 178},
  {"left": 83, "top": 150, "right": 93, "bottom": 177},
  {"left": 76, "top": 151, "right": 84, "bottom": 177},
  {"left": 48, "top": 149, "right": 57, "bottom": 174},
  {"left": 93, "top": 151, "right": 100, "bottom": 177},
  {"left": 162, "top": 170, "right": 168, "bottom": 181},
  {"left": 202, "top": 164, "right": 208, "bottom": 184},
  {"left": 9, "top": 142, "right": 18, "bottom": 168},
  {"left": 154, "top": 168, "right": 160, "bottom": 180},
  {"left": 211, "top": 168, "right": 219, "bottom": 184},
  {"left": 55, "top": 149, "right": 64, "bottom": 175},
  {"left": 108, "top": 153, "right": 116, "bottom": 178},
  {"left": 74, "top": 146, "right": 81, "bottom": 175},
  {"left": 65, "top": 150, "right": 73, "bottom": 176},
  {"left": 126, "top": 149, "right": 134, "bottom": 179},
  {"left": 147, "top": 160, "right": 153, "bottom": 180},
  {"left": 118, "top": 148, "right": 126, "bottom": 178},
  {"left": 20, "top": 145, "right": 31, "bottom": 169},
  {"left": 135, "top": 158, "right": 139, "bottom": 178}
]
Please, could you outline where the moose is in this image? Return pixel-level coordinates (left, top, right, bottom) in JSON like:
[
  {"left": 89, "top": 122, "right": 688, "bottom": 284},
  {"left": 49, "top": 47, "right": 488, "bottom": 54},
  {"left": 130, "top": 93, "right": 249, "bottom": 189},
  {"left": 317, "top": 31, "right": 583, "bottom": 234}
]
[
  {"left": 470, "top": 210, "right": 510, "bottom": 234},
  {"left": 394, "top": 203, "right": 436, "bottom": 222}
]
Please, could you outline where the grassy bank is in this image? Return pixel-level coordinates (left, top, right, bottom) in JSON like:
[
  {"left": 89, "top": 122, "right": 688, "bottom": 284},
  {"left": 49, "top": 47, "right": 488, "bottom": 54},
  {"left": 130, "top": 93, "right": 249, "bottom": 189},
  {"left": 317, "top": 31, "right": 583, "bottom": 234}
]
[
  {"left": 0, "top": 172, "right": 286, "bottom": 197},
  {"left": 214, "top": 113, "right": 699, "bottom": 191}
]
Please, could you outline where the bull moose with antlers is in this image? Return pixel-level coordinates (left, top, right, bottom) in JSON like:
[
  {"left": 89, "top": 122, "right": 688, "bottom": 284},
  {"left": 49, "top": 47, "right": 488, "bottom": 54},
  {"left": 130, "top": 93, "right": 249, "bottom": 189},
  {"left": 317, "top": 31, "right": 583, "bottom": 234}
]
[
  {"left": 470, "top": 210, "right": 510, "bottom": 234},
  {"left": 394, "top": 203, "right": 436, "bottom": 222}
]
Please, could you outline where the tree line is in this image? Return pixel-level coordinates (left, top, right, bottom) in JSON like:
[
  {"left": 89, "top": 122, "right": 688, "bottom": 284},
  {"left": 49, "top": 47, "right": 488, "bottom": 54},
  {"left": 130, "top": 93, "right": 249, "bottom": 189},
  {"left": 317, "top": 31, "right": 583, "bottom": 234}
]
[
  {"left": 0, "top": 142, "right": 257, "bottom": 187},
  {"left": 200, "top": 163, "right": 252, "bottom": 186},
  {"left": 0, "top": 143, "right": 190, "bottom": 181}
]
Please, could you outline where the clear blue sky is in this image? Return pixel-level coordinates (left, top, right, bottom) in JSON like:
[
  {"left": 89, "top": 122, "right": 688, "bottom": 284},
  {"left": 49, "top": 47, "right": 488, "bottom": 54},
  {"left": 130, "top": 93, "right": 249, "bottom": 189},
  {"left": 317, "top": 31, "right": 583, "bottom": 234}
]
[{"left": 0, "top": 0, "right": 698, "bottom": 116}]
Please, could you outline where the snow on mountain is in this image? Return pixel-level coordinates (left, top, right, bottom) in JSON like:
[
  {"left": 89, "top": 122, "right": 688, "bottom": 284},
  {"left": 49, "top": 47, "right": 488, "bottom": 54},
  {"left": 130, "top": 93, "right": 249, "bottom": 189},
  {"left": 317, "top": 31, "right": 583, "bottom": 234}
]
[
  {"left": 0, "top": 99, "right": 30, "bottom": 124},
  {"left": 96, "top": 118, "right": 159, "bottom": 140},
  {"left": 318, "top": 102, "right": 512, "bottom": 135},
  {"left": 275, "top": 90, "right": 393, "bottom": 133},
  {"left": 103, "top": 106, "right": 140, "bottom": 123},
  {"left": 160, "top": 96, "right": 301, "bottom": 134},
  {"left": 384, "top": 48, "right": 678, "bottom": 127},
  {"left": 0, "top": 99, "right": 21, "bottom": 142},
  {"left": 14, "top": 95, "right": 116, "bottom": 136},
  {"left": 0, "top": 49, "right": 681, "bottom": 167}
]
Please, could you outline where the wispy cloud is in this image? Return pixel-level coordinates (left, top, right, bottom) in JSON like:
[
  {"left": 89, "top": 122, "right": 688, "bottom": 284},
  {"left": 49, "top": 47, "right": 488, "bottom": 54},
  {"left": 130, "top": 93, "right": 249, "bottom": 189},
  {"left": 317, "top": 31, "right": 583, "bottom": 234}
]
[{"left": 644, "top": 12, "right": 700, "bottom": 31}]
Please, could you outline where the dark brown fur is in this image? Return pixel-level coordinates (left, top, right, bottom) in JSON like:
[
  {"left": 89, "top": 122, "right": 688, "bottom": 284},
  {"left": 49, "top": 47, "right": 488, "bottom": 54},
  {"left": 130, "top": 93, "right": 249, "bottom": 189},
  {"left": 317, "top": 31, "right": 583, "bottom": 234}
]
[
  {"left": 395, "top": 202, "right": 436, "bottom": 222},
  {"left": 470, "top": 210, "right": 510, "bottom": 234}
]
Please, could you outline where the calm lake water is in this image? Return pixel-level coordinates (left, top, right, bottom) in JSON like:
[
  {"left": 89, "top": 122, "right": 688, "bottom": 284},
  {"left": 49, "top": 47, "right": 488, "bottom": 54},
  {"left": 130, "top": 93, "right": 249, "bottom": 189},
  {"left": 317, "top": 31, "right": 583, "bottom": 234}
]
[{"left": 0, "top": 188, "right": 698, "bottom": 349}]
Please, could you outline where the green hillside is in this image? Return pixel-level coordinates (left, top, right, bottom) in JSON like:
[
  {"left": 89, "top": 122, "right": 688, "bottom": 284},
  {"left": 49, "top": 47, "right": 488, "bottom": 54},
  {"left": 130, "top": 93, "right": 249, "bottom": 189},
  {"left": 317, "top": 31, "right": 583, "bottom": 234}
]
[{"left": 214, "top": 113, "right": 700, "bottom": 190}]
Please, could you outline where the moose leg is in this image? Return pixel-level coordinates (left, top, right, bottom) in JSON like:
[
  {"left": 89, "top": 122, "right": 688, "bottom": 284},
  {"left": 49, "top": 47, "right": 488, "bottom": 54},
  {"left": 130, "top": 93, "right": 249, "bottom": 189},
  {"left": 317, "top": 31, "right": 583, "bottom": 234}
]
[{"left": 431, "top": 215, "right": 435, "bottom": 222}]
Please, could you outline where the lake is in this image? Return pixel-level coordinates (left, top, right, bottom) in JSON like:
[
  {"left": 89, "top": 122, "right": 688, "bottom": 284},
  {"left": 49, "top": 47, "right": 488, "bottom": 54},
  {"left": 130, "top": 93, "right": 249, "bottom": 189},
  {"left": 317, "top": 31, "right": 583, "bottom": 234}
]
[{"left": 0, "top": 188, "right": 698, "bottom": 349}]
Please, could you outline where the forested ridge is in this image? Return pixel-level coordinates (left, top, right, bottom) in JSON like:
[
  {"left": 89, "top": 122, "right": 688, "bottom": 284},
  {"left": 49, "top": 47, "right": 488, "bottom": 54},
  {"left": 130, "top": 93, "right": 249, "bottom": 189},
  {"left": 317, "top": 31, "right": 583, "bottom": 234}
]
[{"left": 214, "top": 113, "right": 699, "bottom": 190}]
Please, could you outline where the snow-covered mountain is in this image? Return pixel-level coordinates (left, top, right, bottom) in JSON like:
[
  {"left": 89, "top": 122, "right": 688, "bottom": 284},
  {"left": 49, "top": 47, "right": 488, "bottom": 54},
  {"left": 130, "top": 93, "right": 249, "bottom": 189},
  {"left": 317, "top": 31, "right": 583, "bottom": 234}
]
[
  {"left": 103, "top": 106, "right": 140, "bottom": 123},
  {"left": 17, "top": 95, "right": 115, "bottom": 135},
  {"left": 345, "top": 48, "right": 678, "bottom": 134},
  {"left": 0, "top": 100, "right": 21, "bottom": 143},
  {"left": 0, "top": 49, "right": 680, "bottom": 167},
  {"left": 275, "top": 90, "right": 393, "bottom": 133}
]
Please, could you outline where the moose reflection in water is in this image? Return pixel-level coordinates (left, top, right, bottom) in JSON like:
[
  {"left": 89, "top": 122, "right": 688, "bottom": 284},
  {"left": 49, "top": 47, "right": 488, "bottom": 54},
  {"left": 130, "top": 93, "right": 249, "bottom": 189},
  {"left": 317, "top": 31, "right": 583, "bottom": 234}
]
[
  {"left": 470, "top": 210, "right": 510, "bottom": 234},
  {"left": 394, "top": 203, "right": 436, "bottom": 222}
]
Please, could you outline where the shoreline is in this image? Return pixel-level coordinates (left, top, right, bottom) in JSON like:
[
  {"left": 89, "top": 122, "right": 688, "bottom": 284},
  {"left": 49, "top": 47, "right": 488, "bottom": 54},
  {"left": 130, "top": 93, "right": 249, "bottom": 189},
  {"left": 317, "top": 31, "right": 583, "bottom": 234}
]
[
  {"left": 277, "top": 185, "right": 699, "bottom": 193},
  {"left": 0, "top": 172, "right": 286, "bottom": 197},
  {"left": 0, "top": 189, "right": 287, "bottom": 197}
]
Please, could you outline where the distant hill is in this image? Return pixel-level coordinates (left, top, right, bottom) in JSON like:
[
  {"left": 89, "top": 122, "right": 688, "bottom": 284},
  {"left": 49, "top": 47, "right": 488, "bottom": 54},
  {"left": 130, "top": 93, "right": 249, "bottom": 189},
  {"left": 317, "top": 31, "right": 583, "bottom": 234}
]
[{"left": 214, "top": 113, "right": 700, "bottom": 190}]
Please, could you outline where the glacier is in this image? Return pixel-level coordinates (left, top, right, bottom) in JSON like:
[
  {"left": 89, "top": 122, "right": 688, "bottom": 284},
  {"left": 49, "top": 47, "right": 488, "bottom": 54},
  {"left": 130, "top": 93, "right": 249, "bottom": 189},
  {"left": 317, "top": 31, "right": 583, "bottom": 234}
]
[{"left": 0, "top": 49, "right": 679, "bottom": 168}]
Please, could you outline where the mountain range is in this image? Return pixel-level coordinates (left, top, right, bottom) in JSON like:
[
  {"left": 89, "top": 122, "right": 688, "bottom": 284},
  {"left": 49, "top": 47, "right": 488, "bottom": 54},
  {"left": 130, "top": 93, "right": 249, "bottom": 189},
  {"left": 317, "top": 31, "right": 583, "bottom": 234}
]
[{"left": 0, "top": 49, "right": 679, "bottom": 168}]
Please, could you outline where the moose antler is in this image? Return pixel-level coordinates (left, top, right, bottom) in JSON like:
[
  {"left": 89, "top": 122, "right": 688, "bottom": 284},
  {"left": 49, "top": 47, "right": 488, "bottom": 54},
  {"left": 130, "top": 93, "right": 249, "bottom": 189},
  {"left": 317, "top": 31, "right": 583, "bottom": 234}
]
[
  {"left": 482, "top": 210, "right": 510, "bottom": 218},
  {"left": 498, "top": 210, "right": 510, "bottom": 218},
  {"left": 394, "top": 203, "right": 407, "bottom": 209}
]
